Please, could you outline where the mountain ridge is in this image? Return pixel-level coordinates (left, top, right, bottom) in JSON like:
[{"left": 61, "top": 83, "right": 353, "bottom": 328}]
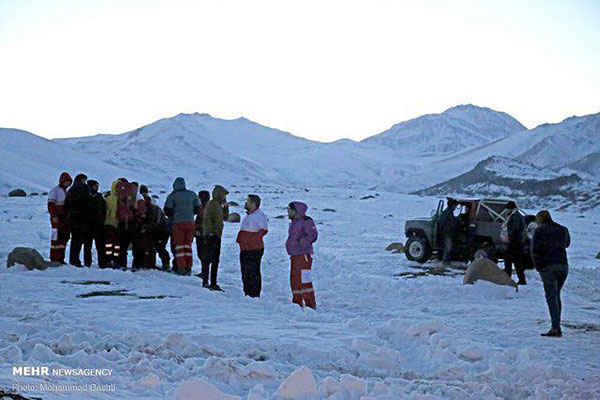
[
  {"left": 362, "top": 104, "right": 527, "bottom": 155},
  {"left": 2, "top": 105, "right": 598, "bottom": 210}
]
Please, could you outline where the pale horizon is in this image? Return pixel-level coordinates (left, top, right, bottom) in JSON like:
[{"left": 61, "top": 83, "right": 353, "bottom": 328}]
[{"left": 1, "top": 0, "right": 599, "bottom": 141}]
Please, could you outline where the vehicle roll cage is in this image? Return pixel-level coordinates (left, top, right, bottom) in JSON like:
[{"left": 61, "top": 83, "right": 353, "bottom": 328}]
[{"left": 453, "top": 199, "right": 523, "bottom": 223}]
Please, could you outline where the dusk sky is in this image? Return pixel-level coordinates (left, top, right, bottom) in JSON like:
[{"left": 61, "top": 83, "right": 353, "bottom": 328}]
[{"left": 1, "top": 0, "right": 599, "bottom": 141}]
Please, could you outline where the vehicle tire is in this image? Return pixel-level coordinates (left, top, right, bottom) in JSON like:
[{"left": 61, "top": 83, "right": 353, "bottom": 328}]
[{"left": 405, "top": 237, "right": 432, "bottom": 263}]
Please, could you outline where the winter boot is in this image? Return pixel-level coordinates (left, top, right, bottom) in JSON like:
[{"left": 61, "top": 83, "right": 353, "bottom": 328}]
[
  {"left": 541, "top": 328, "right": 562, "bottom": 337},
  {"left": 209, "top": 284, "right": 224, "bottom": 292}
]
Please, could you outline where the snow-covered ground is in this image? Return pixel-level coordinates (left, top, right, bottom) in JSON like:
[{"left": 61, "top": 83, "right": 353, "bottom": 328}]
[{"left": 1, "top": 188, "right": 599, "bottom": 399}]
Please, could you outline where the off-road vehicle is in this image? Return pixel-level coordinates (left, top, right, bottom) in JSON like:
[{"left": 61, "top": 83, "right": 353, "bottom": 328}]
[{"left": 404, "top": 198, "right": 537, "bottom": 263}]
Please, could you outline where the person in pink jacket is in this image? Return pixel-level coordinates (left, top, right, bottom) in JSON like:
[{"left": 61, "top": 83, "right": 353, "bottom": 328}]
[{"left": 286, "top": 201, "right": 318, "bottom": 309}]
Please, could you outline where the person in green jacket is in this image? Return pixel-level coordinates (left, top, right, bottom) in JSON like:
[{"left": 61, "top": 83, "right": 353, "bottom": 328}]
[
  {"left": 103, "top": 180, "right": 121, "bottom": 268},
  {"left": 202, "top": 185, "right": 229, "bottom": 290}
]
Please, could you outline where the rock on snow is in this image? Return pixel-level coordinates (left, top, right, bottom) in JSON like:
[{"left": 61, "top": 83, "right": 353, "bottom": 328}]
[
  {"left": 273, "top": 367, "right": 317, "bottom": 400},
  {"left": 175, "top": 377, "right": 241, "bottom": 400}
]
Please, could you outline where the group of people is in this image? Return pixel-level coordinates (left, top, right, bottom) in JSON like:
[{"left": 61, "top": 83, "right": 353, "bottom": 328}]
[
  {"left": 439, "top": 199, "right": 531, "bottom": 284},
  {"left": 47, "top": 172, "right": 573, "bottom": 328},
  {"left": 46, "top": 173, "right": 319, "bottom": 309},
  {"left": 437, "top": 198, "right": 571, "bottom": 337}
]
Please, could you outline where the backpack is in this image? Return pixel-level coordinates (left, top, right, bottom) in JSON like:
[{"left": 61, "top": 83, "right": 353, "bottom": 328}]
[
  {"left": 501, "top": 212, "right": 526, "bottom": 244},
  {"left": 116, "top": 182, "right": 137, "bottom": 228},
  {"left": 305, "top": 216, "right": 318, "bottom": 244}
]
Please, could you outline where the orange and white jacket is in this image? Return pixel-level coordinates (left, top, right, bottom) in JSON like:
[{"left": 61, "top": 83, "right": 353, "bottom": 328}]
[{"left": 236, "top": 208, "right": 268, "bottom": 251}]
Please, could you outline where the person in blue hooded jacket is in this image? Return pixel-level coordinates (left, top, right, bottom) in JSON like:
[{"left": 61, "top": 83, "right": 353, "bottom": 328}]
[{"left": 164, "top": 177, "right": 199, "bottom": 275}]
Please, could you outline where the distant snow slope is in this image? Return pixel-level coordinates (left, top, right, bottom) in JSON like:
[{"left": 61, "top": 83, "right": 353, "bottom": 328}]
[
  {"left": 0, "top": 128, "right": 149, "bottom": 193},
  {"left": 405, "top": 112, "right": 600, "bottom": 194},
  {"left": 416, "top": 156, "right": 600, "bottom": 211},
  {"left": 517, "top": 113, "right": 600, "bottom": 168},
  {"left": 565, "top": 152, "right": 600, "bottom": 178},
  {"left": 362, "top": 104, "right": 526, "bottom": 155},
  {"left": 56, "top": 113, "right": 315, "bottom": 187},
  {"left": 56, "top": 113, "right": 412, "bottom": 189},
  {"left": 436, "top": 112, "right": 600, "bottom": 175}
]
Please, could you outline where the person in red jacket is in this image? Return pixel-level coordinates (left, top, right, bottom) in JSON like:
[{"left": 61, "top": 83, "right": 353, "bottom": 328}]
[
  {"left": 47, "top": 172, "right": 73, "bottom": 263},
  {"left": 236, "top": 195, "right": 268, "bottom": 297}
]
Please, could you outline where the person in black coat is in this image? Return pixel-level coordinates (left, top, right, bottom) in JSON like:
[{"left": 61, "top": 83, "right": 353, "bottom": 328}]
[
  {"left": 135, "top": 194, "right": 159, "bottom": 269},
  {"left": 64, "top": 174, "right": 90, "bottom": 267},
  {"left": 195, "top": 190, "right": 211, "bottom": 280},
  {"left": 437, "top": 198, "right": 458, "bottom": 266},
  {"left": 503, "top": 201, "right": 527, "bottom": 285},
  {"left": 85, "top": 180, "right": 106, "bottom": 267},
  {"left": 531, "top": 210, "right": 570, "bottom": 337}
]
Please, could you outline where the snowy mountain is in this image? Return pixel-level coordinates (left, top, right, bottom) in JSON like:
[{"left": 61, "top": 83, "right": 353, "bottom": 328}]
[
  {"left": 416, "top": 156, "right": 600, "bottom": 211},
  {"left": 438, "top": 112, "right": 600, "bottom": 176},
  {"left": 362, "top": 104, "right": 526, "bottom": 155},
  {"left": 56, "top": 113, "right": 316, "bottom": 188},
  {"left": 56, "top": 113, "right": 412, "bottom": 190},
  {"left": 516, "top": 113, "right": 600, "bottom": 168},
  {"left": 565, "top": 152, "right": 600, "bottom": 178},
  {"left": 404, "top": 112, "right": 600, "bottom": 196},
  {"left": 3, "top": 106, "right": 599, "bottom": 210},
  {"left": 0, "top": 128, "right": 150, "bottom": 193}
]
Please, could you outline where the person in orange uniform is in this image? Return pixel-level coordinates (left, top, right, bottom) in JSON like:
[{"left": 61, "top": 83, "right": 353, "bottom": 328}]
[
  {"left": 236, "top": 195, "right": 268, "bottom": 297},
  {"left": 47, "top": 172, "right": 72, "bottom": 263}
]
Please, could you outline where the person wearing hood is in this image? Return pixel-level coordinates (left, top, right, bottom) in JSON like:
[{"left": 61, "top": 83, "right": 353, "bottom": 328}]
[
  {"left": 531, "top": 210, "right": 570, "bottom": 337},
  {"left": 286, "top": 201, "right": 318, "bottom": 309},
  {"left": 164, "top": 177, "right": 200, "bottom": 275},
  {"left": 139, "top": 185, "right": 154, "bottom": 204},
  {"left": 236, "top": 194, "right": 268, "bottom": 297},
  {"left": 195, "top": 190, "right": 211, "bottom": 279},
  {"left": 202, "top": 185, "right": 229, "bottom": 290},
  {"left": 64, "top": 173, "right": 90, "bottom": 267},
  {"left": 84, "top": 180, "right": 106, "bottom": 267},
  {"left": 47, "top": 172, "right": 73, "bottom": 263},
  {"left": 103, "top": 179, "right": 124, "bottom": 268}
]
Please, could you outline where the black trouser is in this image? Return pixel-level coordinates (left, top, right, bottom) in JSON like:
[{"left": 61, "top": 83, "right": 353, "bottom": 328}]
[
  {"left": 442, "top": 235, "right": 453, "bottom": 264},
  {"left": 131, "top": 232, "right": 149, "bottom": 269},
  {"left": 240, "top": 249, "right": 264, "bottom": 297},
  {"left": 118, "top": 228, "right": 135, "bottom": 268},
  {"left": 69, "top": 228, "right": 88, "bottom": 267},
  {"left": 538, "top": 264, "right": 568, "bottom": 330},
  {"left": 204, "top": 235, "right": 222, "bottom": 285},
  {"left": 153, "top": 230, "right": 171, "bottom": 268},
  {"left": 196, "top": 235, "right": 210, "bottom": 279},
  {"left": 83, "top": 229, "right": 104, "bottom": 267},
  {"left": 504, "top": 241, "right": 526, "bottom": 282}
]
